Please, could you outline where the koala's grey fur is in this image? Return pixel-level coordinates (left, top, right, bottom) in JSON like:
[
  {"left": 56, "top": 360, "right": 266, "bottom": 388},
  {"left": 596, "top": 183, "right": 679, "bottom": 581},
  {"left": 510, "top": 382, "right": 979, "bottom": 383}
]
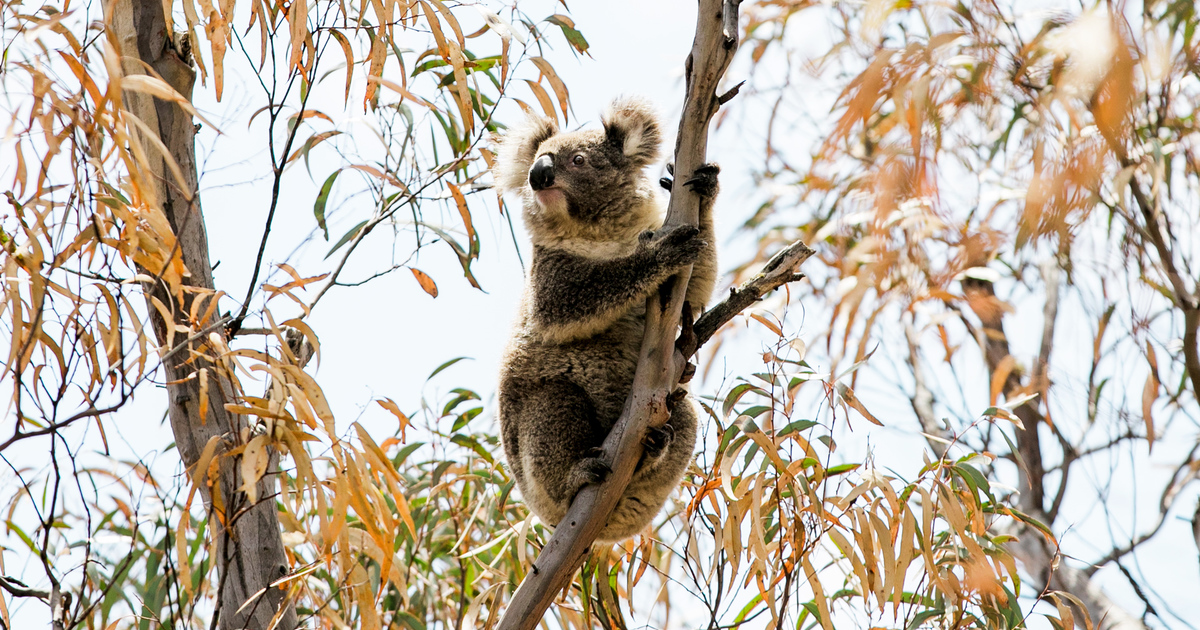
[{"left": 494, "top": 96, "right": 719, "bottom": 542}]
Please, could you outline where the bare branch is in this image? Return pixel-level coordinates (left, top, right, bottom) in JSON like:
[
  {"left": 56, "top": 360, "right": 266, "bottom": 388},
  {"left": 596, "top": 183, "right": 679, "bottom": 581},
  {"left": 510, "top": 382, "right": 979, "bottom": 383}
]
[
  {"left": 0, "top": 576, "right": 50, "bottom": 600},
  {"left": 904, "top": 319, "right": 949, "bottom": 459},
  {"left": 692, "top": 239, "right": 813, "bottom": 350}
]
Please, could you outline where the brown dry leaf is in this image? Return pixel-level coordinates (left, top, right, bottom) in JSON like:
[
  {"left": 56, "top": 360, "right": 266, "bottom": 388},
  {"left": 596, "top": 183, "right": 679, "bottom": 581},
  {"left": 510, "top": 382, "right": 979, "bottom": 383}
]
[
  {"left": 286, "top": 0, "right": 308, "bottom": 71},
  {"left": 190, "top": 435, "right": 223, "bottom": 489},
  {"left": 375, "top": 398, "right": 411, "bottom": 443},
  {"left": 348, "top": 163, "right": 407, "bottom": 189},
  {"left": 1142, "top": 371, "right": 1157, "bottom": 449},
  {"left": 198, "top": 367, "right": 209, "bottom": 424},
  {"left": 869, "top": 511, "right": 895, "bottom": 609},
  {"left": 529, "top": 57, "right": 570, "bottom": 122},
  {"left": 120, "top": 75, "right": 218, "bottom": 131},
  {"left": 523, "top": 79, "right": 558, "bottom": 124},
  {"left": 990, "top": 354, "right": 1017, "bottom": 404},
  {"left": 175, "top": 485, "right": 197, "bottom": 598},
  {"left": 837, "top": 383, "right": 884, "bottom": 426},
  {"left": 446, "top": 182, "right": 476, "bottom": 249},
  {"left": 892, "top": 507, "right": 916, "bottom": 611},
  {"left": 830, "top": 50, "right": 891, "bottom": 147},
  {"left": 329, "top": 29, "right": 355, "bottom": 102},
  {"left": 410, "top": 268, "right": 438, "bottom": 297},
  {"left": 827, "top": 527, "right": 870, "bottom": 602},
  {"left": 364, "top": 37, "right": 387, "bottom": 107},
  {"left": 1092, "top": 24, "right": 1134, "bottom": 147},
  {"left": 369, "top": 75, "right": 436, "bottom": 111},
  {"left": 280, "top": 318, "right": 321, "bottom": 366},
  {"left": 800, "top": 556, "right": 834, "bottom": 630},
  {"left": 749, "top": 312, "right": 783, "bottom": 337},
  {"left": 291, "top": 367, "right": 336, "bottom": 436}
]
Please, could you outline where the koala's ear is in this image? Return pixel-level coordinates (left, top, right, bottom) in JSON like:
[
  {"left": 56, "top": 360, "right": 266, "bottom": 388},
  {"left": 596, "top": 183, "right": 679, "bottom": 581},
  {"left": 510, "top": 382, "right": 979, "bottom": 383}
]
[
  {"left": 494, "top": 113, "right": 558, "bottom": 193},
  {"left": 602, "top": 96, "right": 661, "bottom": 166}
]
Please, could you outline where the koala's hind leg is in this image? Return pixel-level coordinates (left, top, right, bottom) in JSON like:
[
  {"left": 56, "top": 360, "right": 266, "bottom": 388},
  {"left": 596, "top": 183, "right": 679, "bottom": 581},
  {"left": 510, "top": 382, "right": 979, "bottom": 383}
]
[
  {"left": 519, "top": 379, "right": 610, "bottom": 516},
  {"left": 601, "top": 393, "right": 699, "bottom": 541}
]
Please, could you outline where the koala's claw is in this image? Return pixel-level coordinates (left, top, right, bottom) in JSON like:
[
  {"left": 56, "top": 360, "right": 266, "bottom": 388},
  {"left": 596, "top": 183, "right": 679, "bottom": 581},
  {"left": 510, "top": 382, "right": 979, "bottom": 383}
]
[
  {"left": 643, "top": 424, "right": 675, "bottom": 459},
  {"left": 683, "top": 163, "right": 720, "bottom": 198},
  {"left": 573, "top": 456, "right": 612, "bottom": 487},
  {"left": 652, "top": 225, "right": 704, "bottom": 265},
  {"left": 679, "top": 360, "right": 697, "bottom": 384}
]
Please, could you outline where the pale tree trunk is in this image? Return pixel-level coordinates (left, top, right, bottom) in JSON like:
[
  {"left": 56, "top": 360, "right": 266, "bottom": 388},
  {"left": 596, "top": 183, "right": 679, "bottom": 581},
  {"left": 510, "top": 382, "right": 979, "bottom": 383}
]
[
  {"left": 104, "top": 0, "right": 298, "bottom": 627},
  {"left": 964, "top": 275, "right": 1145, "bottom": 630}
]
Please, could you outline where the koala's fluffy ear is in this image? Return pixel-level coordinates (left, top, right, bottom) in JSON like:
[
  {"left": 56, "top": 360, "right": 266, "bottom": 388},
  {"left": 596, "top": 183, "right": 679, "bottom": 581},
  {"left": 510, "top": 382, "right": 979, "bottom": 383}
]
[
  {"left": 602, "top": 97, "right": 661, "bottom": 167},
  {"left": 494, "top": 113, "right": 558, "bottom": 193}
]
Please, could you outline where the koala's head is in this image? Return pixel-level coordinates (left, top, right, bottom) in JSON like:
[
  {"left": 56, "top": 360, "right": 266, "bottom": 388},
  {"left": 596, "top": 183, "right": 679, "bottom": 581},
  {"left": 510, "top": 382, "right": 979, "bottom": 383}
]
[{"left": 495, "top": 96, "right": 663, "bottom": 243}]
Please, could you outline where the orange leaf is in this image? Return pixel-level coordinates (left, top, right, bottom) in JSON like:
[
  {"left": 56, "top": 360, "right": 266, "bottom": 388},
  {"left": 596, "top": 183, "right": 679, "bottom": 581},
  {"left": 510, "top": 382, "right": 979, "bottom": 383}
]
[
  {"left": 410, "top": 268, "right": 438, "bottom": 298},
  {"left": 1142, "top": 372, "right": 1157, "bottom": 450}
]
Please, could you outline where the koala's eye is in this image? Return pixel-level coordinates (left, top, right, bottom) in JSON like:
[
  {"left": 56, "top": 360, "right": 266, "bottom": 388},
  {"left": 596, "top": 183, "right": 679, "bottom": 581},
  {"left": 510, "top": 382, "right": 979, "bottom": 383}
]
[{"left": 571, "top": 154, "right": 586, "bottom": 166}]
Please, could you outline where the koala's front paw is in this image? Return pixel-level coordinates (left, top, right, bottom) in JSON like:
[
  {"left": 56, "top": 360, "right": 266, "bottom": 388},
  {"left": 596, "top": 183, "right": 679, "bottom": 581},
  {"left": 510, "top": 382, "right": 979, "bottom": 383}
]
[
  {"left": 659, "top": 162, "right": 676, "bottom": 191},
  {"left": 651, "top": 224, "right": 705, "bottom": 267},
  {"left": 683, "top": 163, "right": 720, "bottom": 198}
]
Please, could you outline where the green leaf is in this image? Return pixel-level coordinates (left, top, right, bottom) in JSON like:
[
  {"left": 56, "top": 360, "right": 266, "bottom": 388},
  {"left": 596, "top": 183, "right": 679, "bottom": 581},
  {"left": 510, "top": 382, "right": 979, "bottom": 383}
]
[
  {"left": 392, "top": 442, "right": 424, "bottom": 468},
  {"left": 451, "top": 406, "right": 483, "bottom": 432},
  {"left": 428, "top": 356, "right": 470, "bottom": 380},
  {"left": 314, "top": 170, "right": 340, "bottom": 240},
  {"left": 442, "top": 388, "right": 481, "bottom": 415},
  {"left": 451, "top": 434, "right": 493, "bottom": 463},
  {"left": 723, "top": 382, "right": 761, "bottom": 417},
  {"left": 906, "top": 609, "right": 945, "bottom": 630},
  {"left": 545, "top": 15, "right": 590, "bottom": 56},
  {"left": 324, "top": 220, "right": 368, "bottom": 259},
  {"left": 732, "top": 592, "right": 763, "bottom": 624},
  {"left": 826, "top": 463, "right": 860, "bottom": 476},
  {"left": 779, "top": 419, "right": 818, "bottom": 436},
  {"left": 741, "top": 405, "right": 772, "bottom": 420},
  {"left": 395, "top": 611, "right": 427, "bottom": 630}
]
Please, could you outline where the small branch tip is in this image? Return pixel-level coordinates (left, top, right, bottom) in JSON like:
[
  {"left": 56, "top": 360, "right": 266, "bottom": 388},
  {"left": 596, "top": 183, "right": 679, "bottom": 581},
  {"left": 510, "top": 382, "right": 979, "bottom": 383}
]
[{"left": 717, "top": 81, "right": 745, "bottom": 106}]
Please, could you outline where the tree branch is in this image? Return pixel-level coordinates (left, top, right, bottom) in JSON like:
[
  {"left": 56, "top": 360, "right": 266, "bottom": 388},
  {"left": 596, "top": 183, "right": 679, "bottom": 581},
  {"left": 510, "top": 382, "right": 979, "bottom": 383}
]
[
  {"left": 1106, "top": 139, "right": 1200, "bottom": 400},
  {"left": 0, "top": 576, "right": 50, "bottom": 600},
  {"left": 494, "top": 2, "right": 746, "bottom": 628},
  {"left": 692, "top": 239, "right": 812, "bottom": 350},
  {"left": 903, "top": 319, "right": 950, "bottom": 459}
]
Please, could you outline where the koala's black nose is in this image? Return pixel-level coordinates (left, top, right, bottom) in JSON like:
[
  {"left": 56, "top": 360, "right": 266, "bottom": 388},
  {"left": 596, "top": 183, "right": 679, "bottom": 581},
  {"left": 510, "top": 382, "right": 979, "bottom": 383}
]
[{"left": 529, "top": 155, "right": 555, "bottom": 191}]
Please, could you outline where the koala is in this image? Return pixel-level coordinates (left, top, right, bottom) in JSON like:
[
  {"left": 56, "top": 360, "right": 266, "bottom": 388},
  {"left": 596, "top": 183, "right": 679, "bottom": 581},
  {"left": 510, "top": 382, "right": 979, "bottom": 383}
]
[{"left": 494, "top": 96, "right": 719, "bottom": 542}]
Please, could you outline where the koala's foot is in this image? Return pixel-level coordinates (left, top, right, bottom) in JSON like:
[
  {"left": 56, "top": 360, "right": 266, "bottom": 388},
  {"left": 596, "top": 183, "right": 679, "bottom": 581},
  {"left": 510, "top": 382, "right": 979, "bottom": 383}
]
[
  {"left": 683, "top": 163, "right": 720, "bottom": 198},
  {"left": 659, "top": 163, "right": 720, "bottom": 198},
  {"left": 642, "top": 423, "right": 674, "bottom": 461},
  {"left": 565, "top": 453, "right": 611, "bottom": 499}
]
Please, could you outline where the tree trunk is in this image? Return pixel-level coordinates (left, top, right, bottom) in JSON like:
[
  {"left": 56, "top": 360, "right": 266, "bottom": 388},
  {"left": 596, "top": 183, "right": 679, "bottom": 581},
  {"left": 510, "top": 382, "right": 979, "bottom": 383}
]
[
  {"left": 964, "top": 277, "right": 1145, "bottom": 630},
  {"left": 104, "top": 1, "right": 298, "bottom": 627}
]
